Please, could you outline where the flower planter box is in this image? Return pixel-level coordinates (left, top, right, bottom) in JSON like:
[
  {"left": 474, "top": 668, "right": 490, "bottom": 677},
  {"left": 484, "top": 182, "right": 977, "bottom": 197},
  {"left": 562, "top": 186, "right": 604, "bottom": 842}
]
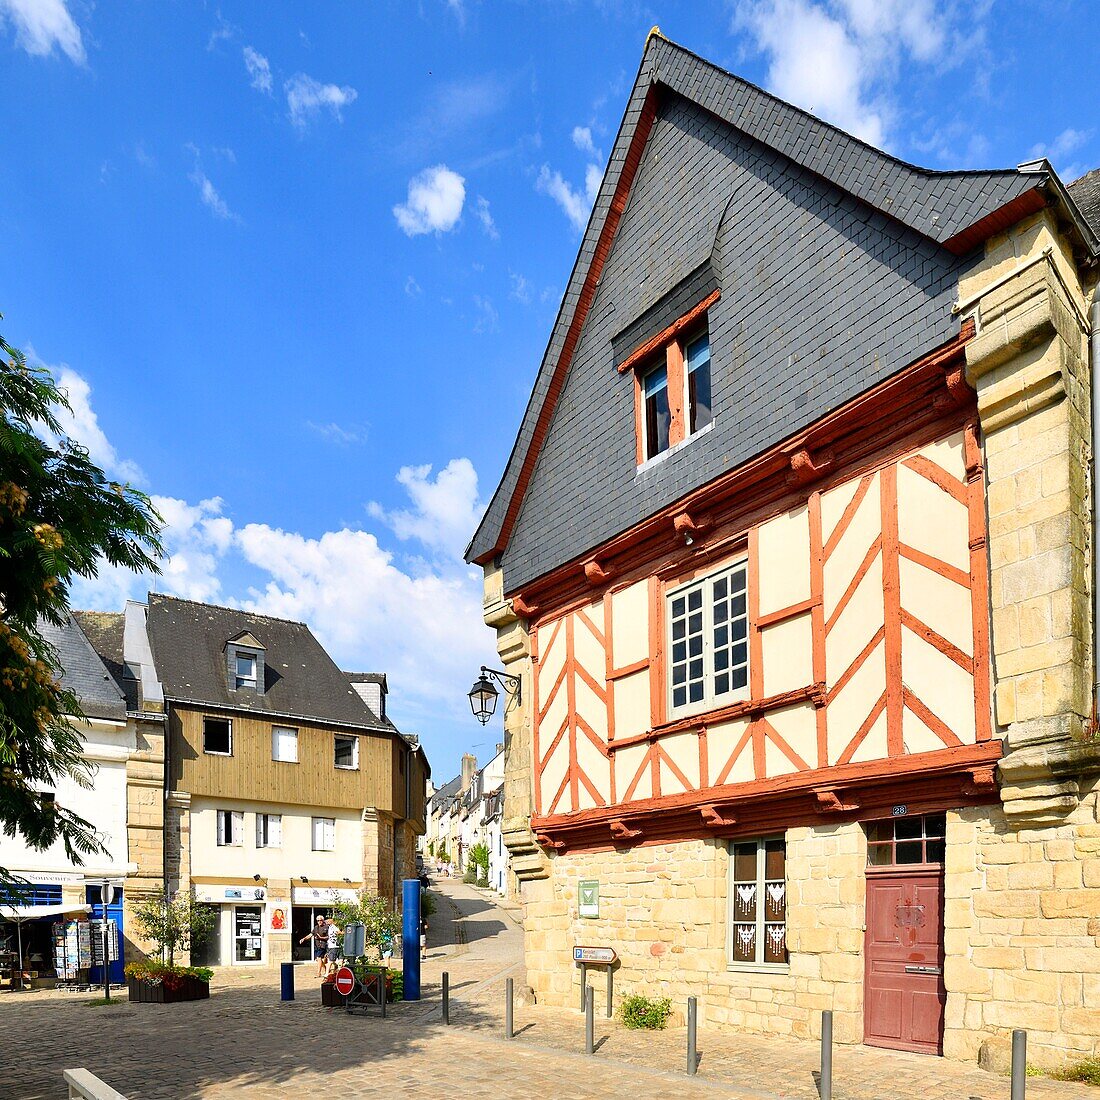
[
  {"left": 127, "top": 975, "right": 210, "bottom": 1003},
  {"left": 320, "top": 981, "right": 341, "bottom": 1007}
]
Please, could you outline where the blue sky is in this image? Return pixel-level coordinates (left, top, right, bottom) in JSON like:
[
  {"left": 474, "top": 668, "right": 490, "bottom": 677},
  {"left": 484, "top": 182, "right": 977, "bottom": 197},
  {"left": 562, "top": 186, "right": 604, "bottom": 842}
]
[{"left": 2, "top": 0, "right": 1097, "bottom": 782}]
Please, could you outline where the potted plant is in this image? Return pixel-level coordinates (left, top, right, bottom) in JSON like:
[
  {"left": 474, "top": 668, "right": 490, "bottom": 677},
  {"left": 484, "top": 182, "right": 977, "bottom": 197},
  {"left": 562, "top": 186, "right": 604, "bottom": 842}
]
[
  {"left": 323, "top": 890, "right": 402, "bottom": 1005},
  {"left": 127, "top": 891, "right": 216, "bottom": 1004}
]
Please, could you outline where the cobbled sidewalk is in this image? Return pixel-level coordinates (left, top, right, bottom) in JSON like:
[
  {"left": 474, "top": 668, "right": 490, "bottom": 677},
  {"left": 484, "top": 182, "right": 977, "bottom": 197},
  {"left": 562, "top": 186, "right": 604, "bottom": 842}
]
[{"left": 0, "top": 878, "right": 1091, "bottom": 1099}]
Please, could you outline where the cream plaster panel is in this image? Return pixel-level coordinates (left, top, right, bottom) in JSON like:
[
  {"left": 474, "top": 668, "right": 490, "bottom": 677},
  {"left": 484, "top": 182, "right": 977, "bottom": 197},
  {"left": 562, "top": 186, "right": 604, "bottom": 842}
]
[
  {"left": 190, "top": 798, "right": 363, "bottom": 883},
  {"left": 826, "top": 643, "right": 885, "bottom": 765},
  {"left": 849, "top": 708, "right": 889, "bottom": 764},
  {"left": 766, "top": 702, "right": 817, "bottom": 772},
  {"left": 575, "top": 730, "right": 609, "bottom": 810},
  {"left": 898, "top": 557, "right": 974, "bottom": 656},
  {"left": 540, "top": 676, "right": 568, "bottom": 742},
  {"left": 896, "top": 465, "right": 970, "bottom": 574},
  {"left": 758, "top": 505, "right": 811, "bottom": 613},
  {"left": 820, "top": 475, "right": 861, "bottom": 541},
  {"left": 613, "top": 672, "right": 650, "bottom": 741},
  {"left": 611, "top": 582, "right": 649, "bottom": 667},
  {"left": 825, "top": 554, "right": 884, "bottom": 672},
  {"left": 575, "top": 677, "right": 608, "bottom": 742},
  {"left": 573, "top": 607, "right": 605, "bottom": 677},
  {"left": 538, "top": 618, "right": 567, "bottom": 687},
  {"left": 659, "top": 731, "right": 700, "bottom": 792},
  {"left": 707, "top": 717, "right": 753, "bottom": 785},
  {"left": 540, "top": 734, "right": 570, "bottom": 813},
  {"left": 614, "top": 743, "right": 652, "bottom": 802},
  {"left": 901, "top": 628, "right": 977, "bottom": 744},
  {"left": 762, "top": 615, "right": 813, "bottom": 696},
  {"left": 764, "top": 733, "right": 799, "bottom": 778},
  {"left": 918, "top": 433, "right": 966, "bottom": 479},
  {"left": 823, "top": 475, "right": 881, "bottom": 608},
  {"left": 901, "top": 703, "right": 950, "bottom": 756}
]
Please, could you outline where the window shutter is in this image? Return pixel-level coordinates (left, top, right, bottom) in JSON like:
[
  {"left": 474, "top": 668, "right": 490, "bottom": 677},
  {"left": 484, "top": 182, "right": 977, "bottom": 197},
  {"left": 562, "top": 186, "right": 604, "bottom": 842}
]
[
  {"left": 270, "top": 815, "right": 282, "bottom": 847},
  {"left": 312, "top": 817, "right": 321, "bottom": 850},
  {"left": 232, "top": 811, "right": 243, "bottom": 846},
  {"left": 325, "top": 819, "right": 334, "bottom": 850},
  {"left": 217, "top": 810, "right": 226, "bottom": 845}
]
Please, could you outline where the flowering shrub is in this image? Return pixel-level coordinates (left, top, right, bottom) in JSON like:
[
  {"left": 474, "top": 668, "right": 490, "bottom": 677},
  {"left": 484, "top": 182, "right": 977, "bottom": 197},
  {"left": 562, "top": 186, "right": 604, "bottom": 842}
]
[{"left": 124, "top": 960, "right": 212, "bottom": 991}]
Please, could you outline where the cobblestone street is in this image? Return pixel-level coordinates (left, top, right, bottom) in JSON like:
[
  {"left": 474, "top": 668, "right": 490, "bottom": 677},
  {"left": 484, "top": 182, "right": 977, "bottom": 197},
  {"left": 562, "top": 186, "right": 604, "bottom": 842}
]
[{"left": 0, "top": 878, "right": 1092, "bottom": 1099}]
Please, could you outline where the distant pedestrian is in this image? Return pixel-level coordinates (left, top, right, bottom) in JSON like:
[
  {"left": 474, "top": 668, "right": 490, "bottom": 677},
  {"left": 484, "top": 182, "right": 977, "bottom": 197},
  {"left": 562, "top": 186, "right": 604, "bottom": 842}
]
[
  {"left": 325, "top": 917, "right": 343, "bottom": 971},
  {"left": 300, "top": 915, "right": 328, "bottom": 978}
]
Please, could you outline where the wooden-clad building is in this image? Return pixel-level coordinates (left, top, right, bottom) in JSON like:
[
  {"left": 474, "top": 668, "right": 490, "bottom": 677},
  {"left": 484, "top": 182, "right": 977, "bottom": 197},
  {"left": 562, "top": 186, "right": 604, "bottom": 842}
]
[{"left": 468, "top": 33, "right": 1100, "bottom": 1067}]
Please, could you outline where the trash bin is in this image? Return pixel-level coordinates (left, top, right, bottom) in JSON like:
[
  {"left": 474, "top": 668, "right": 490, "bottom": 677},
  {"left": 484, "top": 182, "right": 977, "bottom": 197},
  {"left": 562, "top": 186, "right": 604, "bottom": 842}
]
[{"left": 280, "top": 961, "right": 295, "bottom": 1001}]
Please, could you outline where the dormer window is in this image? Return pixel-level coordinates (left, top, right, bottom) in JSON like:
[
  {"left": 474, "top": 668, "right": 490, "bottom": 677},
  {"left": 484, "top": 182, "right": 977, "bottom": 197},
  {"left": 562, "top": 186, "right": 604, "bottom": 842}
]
[{"left": 235, "top": 653, "right": 257, "bottom": 690}]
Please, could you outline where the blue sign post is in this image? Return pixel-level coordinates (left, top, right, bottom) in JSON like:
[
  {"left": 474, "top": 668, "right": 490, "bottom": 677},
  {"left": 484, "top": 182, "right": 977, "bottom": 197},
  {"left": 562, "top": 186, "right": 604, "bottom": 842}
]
[{"left": 402, "top": 878, "right": 421, "bottom": 1001}]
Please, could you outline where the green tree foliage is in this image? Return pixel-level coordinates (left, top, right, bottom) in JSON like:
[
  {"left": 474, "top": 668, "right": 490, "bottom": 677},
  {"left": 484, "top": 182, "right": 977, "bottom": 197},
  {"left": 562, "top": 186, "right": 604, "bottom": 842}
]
[
  {"left": 130, "top": 891, "right": 215, "bottom": 966},
  {"left": 0, "top": 327, "right": 162, "bottom": 883},
  {"left": 329, "top": 889, "right": 401, "bottom": 963},
  {"left": 468, "top": 841, "right": 489, "bottom": 875}
]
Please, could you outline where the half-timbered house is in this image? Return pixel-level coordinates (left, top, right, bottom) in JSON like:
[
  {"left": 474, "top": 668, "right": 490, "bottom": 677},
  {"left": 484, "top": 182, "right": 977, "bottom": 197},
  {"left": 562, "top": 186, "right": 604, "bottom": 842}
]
[{"left": 467, "top": 32, "right": 1100, "bottom": 1066}]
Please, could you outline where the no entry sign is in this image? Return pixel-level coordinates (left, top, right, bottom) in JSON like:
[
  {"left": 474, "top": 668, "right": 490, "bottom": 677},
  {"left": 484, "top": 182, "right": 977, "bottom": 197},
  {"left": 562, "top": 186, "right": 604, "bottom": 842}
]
[{"left": 334, "top": 967, "right": 357, "bottom": 997}]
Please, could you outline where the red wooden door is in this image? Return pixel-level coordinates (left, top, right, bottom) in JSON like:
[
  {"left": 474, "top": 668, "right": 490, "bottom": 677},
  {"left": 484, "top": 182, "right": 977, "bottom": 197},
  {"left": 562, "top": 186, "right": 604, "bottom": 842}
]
[{"left": 864, "top": 869, "right": 945, "bottom": 1054}]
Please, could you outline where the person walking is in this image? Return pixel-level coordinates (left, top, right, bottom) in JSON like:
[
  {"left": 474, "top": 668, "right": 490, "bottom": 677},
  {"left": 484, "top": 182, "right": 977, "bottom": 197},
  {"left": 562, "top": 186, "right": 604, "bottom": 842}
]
[
  {"left": 324, "top": 917, "right": 343, "bottom": 974},
  {"left": 300, "top": 915, "right": 328, "bottom": 978}
]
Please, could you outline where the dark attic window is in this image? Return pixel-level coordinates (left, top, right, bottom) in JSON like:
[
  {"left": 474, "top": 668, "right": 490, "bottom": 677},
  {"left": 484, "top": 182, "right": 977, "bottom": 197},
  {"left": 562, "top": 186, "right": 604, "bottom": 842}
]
[{"left": 203, "top": 717, "right": 232, "bottom": 756}]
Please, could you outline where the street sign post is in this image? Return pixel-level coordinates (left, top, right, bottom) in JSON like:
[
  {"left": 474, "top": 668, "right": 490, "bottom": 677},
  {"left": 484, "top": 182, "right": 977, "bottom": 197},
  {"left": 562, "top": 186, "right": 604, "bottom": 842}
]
[
  {"left": 334, "top": 966, "right": 357, "bottom": 998},
  {"left": 100, "top": 881, "right": 114, "bottom": 1003},
  {"left": 573, "top": 946, "right": 617, "bottom": 1018}
]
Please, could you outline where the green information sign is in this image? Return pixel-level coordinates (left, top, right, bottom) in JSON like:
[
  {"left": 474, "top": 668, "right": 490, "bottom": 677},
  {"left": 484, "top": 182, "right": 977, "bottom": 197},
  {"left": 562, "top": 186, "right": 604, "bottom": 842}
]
[{"left": 579, "top": 879, "right": 599, "bottom": 919}]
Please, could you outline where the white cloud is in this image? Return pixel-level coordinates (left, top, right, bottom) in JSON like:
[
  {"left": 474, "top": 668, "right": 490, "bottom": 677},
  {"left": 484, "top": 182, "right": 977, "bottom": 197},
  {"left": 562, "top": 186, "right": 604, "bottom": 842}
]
[
  {"left": 243, "top": 46, "right": 272, "bottom": 94},
  {"left": 536, "top": 164, "right": 597, "bottom": 231},
  {"left": 307, "top": 421, "right": 366, "bottom": 446},
  {"left": 475, "top": 195, "right": 498, "bottom": 240},
  {"left": 509, "top": 271, "right": 532, "bottom": 304},
  {"left": 151, "top": 496, "right": 233, "bottom": 603},
  {"left": 285, "top": 72, "right": 358, "bottom": 129},
  {"left": 0, "top": 0, "right": 84, "bottom": 63},
  {"left": 1030, "top": 127, "right": 1093, "bottom": 182},
  {"left": 393, "top": 165, "right": 466, "bottom": 236},
  {"left": 572, "top": 125, "right": 600, "bottom": 159},
  {"left": 404, "top": 275, "right": 423, "bottom": 297},
  {"left": 206, "top": 9, "right": 235, "bottom": 51},
  {"left": 444, "top": 0, "right": 466, "bottom": 26},
  {"left": 471, "top": 295, "right": 499, "bottom": 334},
  {"left": 189, "top": 166, "right": 236, "bottom": 221}
]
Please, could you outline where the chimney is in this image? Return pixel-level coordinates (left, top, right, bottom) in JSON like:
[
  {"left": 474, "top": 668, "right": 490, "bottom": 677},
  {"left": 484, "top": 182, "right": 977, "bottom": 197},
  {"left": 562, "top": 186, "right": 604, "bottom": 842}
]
[
  {"left": 495, "top": 743, "right": 504, "bottom": 756},
  {"left": 460, "top": 753, "right": 477, "bottom": 794}
]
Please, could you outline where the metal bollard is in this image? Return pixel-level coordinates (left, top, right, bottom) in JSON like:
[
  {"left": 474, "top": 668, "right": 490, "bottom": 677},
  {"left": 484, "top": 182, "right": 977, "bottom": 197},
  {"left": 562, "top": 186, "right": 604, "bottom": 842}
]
[
  {"left": 442, "top": 971, "right": 450, "bottom": 1025},
  {"left": 505, "top": 977, "right": 514, "bottom": 1040},
  {"left": 686, "top": 996, "right": 697, "bottom": 1076},
  {"left": 585, "top": 986, "right": 594, "bottom": 1055},
  {"left": 820, "top": 1010, "right": 833, "bottom": 1100},
  {"left": 1011, "top": 1029, "right": 1027, "bottom": 1100},
  {"left": 280, "top": 961, "right": 295, "bottom": 1002}
]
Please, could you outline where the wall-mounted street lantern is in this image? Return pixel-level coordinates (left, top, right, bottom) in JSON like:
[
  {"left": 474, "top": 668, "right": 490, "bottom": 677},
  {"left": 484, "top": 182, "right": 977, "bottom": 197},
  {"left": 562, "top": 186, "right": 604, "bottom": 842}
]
[{"left": 468, "top": 665, "right": 521, "bottom": 725}]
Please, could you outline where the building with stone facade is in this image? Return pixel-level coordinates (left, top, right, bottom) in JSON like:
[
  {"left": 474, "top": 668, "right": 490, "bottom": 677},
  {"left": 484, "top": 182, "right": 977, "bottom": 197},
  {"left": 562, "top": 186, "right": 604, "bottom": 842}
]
[
  {"left": 131, "top": 594, "right": 428, "bottom": 967},
  {"left": 0, "top": 610, "right": 166, "bottom": 986},
  {"left": 466, "top": 33, "right": 1100, "bottom": 1067}
]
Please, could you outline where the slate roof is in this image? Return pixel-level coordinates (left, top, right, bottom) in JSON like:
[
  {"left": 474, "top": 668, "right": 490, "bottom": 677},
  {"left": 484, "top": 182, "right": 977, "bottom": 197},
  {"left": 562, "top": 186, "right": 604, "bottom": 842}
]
[
  {"left": 466, "top": 33, "right": 1095, "bottom": 590},
  {"left": 43, "top": 612, "right": 127, "bottom": 722},
  {"left": 72, "top": 610, "right": 129, "bottom": 703},
  {"left": 1069, "top": 168, "right": 1100, "bottom": 239},
  {"left": 145, "top": 593, "right": 389, "bottom": 731}
]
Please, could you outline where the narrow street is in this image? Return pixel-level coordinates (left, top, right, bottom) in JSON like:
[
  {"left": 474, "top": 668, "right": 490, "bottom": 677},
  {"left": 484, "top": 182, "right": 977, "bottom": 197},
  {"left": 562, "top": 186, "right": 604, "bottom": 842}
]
[{"left": 0, "top": 878, "right": 1092, "bottom": 1099}]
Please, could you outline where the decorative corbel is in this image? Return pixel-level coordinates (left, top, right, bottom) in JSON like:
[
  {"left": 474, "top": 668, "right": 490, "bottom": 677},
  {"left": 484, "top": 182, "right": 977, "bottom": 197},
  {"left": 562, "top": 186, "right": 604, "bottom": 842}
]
[
  {"left": 934, "top": 363, "right": 974, "bottom": 409},
  {"left": 511, "top": 594, "right": 539, "bottom": 620},
  {"left": 787, "top": 447, "right": 835, "bottom": 486},
  {"left": 809, "top": 681, "right": 828, "bottom": 708},
  {"left": 672, "top": 511, "right": 710, "bottom": 544},
  {"left": 963, "top": 421, "right": 983, "bottom": 481},
  {"left": 700, "top": 804, "right": 737, "bottom": 828},
  {"left": 961, "top": 765, "right": 998, "bottom": 797},
  {"left": 609, "top": 818, "right": 643, "bottom": 841},
  {"left": 814, "top": 788, "right": 860, "bottom": 814},
  {"left": 535, "top": 832, "right": 566, "bottom": 852},
  {"left": 583, "top": 558, "right": 615, "bottom": 586}
]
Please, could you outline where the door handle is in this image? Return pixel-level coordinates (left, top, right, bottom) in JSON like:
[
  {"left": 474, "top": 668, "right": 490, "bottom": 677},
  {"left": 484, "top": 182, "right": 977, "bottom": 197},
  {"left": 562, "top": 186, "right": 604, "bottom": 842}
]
[{"left": 904, "top": 965, "right": 942, "bottom": 975}]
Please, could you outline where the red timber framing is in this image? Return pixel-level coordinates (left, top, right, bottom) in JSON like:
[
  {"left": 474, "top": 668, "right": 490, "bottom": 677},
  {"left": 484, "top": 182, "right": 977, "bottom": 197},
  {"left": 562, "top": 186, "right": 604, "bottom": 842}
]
[{"left": 520, "top": 322, "right": 1001, "bottom": 852}]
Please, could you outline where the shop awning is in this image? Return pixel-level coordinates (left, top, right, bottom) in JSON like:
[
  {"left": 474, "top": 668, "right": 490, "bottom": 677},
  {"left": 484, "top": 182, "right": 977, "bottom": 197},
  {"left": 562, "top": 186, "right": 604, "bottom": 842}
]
[{"left": 0, "top": 903, "right": 89, "bottom": 922}]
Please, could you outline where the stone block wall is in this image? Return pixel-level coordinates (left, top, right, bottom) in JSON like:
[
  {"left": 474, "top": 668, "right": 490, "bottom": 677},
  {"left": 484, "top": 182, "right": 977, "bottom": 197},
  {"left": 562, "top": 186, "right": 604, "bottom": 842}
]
[
  {"left": 525, "top": 822, "right": 867, "bottom": 1042},
  {"left": 943, "top": 779, "right": 1100, "bottom": 1067},
  {"left": 124, "top": 715, "right": 166, "bottom": 960}
]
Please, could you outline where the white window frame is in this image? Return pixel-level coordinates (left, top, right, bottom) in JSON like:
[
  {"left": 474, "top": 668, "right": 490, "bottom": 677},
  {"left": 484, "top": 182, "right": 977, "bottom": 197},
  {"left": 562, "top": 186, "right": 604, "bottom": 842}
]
[
  {"left": 256, "top": 813, "right": 282, "bottom": 849},
  {"left": 203, "top": 717, "right": 233, "bottom": 756},
  {"left": 333, "top": 734, "right": 359, "bottom": 771},
  {"left": 235, "top": 652, "right": 257, "bottom": 690},
  {"left": 216, "top": 809, "right": 244, "bottom": 847},
  {"left": 727, "top": 835, "right": 788, "bottom": 972},
  {"left": 312, "top": 816, "right": 335, "bottom": 852},
  {"left": 666, "top": 557, "right": 750, "bottom": 719},
  {"left": 272, "top": 726, "right": 298, "bottom": 763}
]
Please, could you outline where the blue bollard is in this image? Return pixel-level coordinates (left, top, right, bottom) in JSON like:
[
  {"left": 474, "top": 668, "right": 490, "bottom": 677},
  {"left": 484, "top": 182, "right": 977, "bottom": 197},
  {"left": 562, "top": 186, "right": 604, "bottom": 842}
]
[
  {"left": 280, "top": 961, "right": 295, "bottom": 1001},
  {"left": 402, "top": 878, "right": 421, "bottom": 1001}
]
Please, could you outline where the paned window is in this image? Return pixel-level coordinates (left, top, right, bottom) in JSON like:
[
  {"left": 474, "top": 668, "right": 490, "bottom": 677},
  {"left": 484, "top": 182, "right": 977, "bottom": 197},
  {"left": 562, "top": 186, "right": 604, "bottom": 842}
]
[
  {"left": 256, "top": 813, "right": 282, "bottom": 848},
  {"left": 312, "top": 816, "right": 335, "bottom": 852},
  {"left": 668, "top": 559, "right": 749, "bottom": 714},
  {"left": 334, "top": 735, "right": 359, "bottom": 770},
  {"left": 235, "top": 653, "right": 257, "bottom": 689},
  {"left": 272, "top": 726, "right": 298, "bottom": 763},
  {"left": 203, "top": 717, "right": 232, "bottom": 756},
  {"left": 643, "top": 362, "right": 670, "bottom": 459},
  {"left": 216, "top": 809, "right": 243, "bottom": 847},
  {"left": 866, "top": 813, "right": 946, "bottom": 866},
  {"left": 686, "top": 332, "right": 712, "bottom": 434},
  {"left": 729, "top": 837, "right": 787, "bottom": 967}
]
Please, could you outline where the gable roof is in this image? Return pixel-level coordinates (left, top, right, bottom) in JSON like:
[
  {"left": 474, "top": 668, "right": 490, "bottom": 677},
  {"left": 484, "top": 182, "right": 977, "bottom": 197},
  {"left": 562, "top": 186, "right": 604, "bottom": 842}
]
[
  {"left": 144, "top": 593, "right": 389, "bottom": 732},
  {"left": 1069, "top": 168, "right": 1100, "bottom": 239},
  {"left": 466, "top": 32, "right": 1095, "bottom": 573},
  {"left": 227, "top": 631, "right": 265, "bottom": 650},
  {"left": 44, "top": 612, "right": 127, "bottom": 722}
]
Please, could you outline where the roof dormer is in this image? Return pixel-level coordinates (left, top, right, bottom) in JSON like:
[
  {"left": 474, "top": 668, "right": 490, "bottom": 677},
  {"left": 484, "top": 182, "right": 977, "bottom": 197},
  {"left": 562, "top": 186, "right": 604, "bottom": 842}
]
[{"left": 225, "top": 631, "right": 266, "bottom": 695}]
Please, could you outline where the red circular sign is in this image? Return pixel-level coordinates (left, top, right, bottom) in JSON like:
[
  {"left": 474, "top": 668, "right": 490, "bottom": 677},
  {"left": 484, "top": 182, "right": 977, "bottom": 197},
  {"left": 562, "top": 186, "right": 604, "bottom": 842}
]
[{"left": 334, "top": 967, "right": 356, "bottom": 996}]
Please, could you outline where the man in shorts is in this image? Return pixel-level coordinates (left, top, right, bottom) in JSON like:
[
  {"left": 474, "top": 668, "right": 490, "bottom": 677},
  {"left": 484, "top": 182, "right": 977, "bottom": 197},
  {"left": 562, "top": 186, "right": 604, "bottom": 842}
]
[{"left": 325, "top": 917, "right": 342, "bottom": 971}]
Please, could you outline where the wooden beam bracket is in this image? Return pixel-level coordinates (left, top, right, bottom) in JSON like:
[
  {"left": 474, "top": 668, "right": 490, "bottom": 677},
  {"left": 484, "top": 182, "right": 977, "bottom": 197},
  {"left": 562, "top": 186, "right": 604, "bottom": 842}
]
[
  {"left": 814, "top": 788, "right": 860, "bottom": 814},
  {"left": 610, "top": 818, "right": 643, "bottom": 841},
  {"left": 787, "top": 447, "right": 835, "bottom": 485},
  {"left": 583, "top": 558, "right": 615, "bottom": 586},
  {"left": 512, "top": 594, "right": 539, "bottom": 619},
  {"left": 961, "top": 765, "right": 998, "bottom": 797},
  {"left": 700, "top": 803, "right": 737, "bottom": 828},
  {"left": 535, "top": 832, "right": 566, "bottom": 852}
]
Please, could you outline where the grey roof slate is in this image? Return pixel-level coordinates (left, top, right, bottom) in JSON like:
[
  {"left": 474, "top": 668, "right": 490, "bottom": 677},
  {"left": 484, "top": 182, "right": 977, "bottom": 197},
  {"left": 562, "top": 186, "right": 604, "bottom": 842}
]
[
  {"left": 71, "top": 610, "right": 132, "bottom": 708},
  {"left": 1068, "top": 168, "right": 1100, "bottom": 239},
  {"left": 145, "top": 593, "right": 389, "bottom": 731},
  {"left": 465, "top": 33, "right": 1078, "bottom": 588},
  {"left": 44, "top": 612, "right": 127, "bottom": 722}
]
